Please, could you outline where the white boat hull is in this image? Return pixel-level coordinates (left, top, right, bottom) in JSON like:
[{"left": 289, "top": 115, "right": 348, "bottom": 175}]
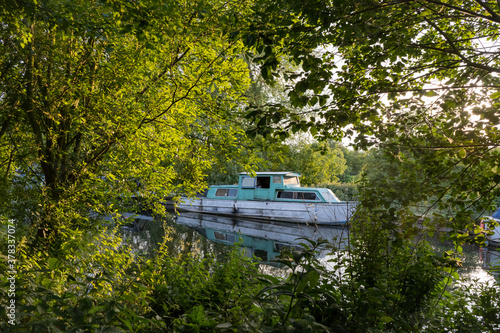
[
  {"left": 174, "top": 198, "right": 356, "bottom": 225},
  {"left": 488, "top": 225, "right": 500, "bottom": 246}
]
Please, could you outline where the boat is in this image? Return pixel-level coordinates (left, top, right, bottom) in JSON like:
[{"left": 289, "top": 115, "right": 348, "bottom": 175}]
[{"left": 172, "top": 172, "right": 357, "bottom": 225}]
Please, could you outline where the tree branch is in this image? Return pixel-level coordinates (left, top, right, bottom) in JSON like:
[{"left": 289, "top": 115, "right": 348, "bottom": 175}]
[
  {"left": 140, "top": 40, "right": 238, "bottom": 126},
  {"left": 136, "top": 47, "right": 191, "bottom": 101},
  {"left": 421, "top": 0, "right": 500, "bottom": 23},
  {"left": 423, "top": 17, "right": 500, "bottom": 74},
  {"left": 475, "top": 0, "right": 500, "bottom": 20}
]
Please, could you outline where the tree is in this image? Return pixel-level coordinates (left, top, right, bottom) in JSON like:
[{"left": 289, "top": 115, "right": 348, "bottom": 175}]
[
  {"left": 240, "top": 0, "right": 500, "bottom": 228},
  {"left": 0, "top": 0, "right": 252, "bottom": 244},
  {"left": 265, "top": 139, "right": 347, "bottom": 185},
  {"left": 335, "top": 143, "right": 367, "bottom": 183},
  {"left": 243, "top": 0, "right": 499, "bottom": 136},
  {"left": 237, "top": 4, "right": 500, "bottom": 329}
]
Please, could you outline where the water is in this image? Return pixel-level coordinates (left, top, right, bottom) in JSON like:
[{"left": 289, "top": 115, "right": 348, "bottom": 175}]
[{"left": 119, "top": 211, "right": 499, "bottom": 284}]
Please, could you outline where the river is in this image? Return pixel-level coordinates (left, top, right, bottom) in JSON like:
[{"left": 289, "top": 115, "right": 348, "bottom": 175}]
[{"left": 119, "top": 211, "right": 499, "bottom": 284}]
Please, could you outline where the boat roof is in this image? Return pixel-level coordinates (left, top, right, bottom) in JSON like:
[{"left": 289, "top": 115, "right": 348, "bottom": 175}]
[{"left": 239, "top": 172, "right": 301, "bottom": 177}]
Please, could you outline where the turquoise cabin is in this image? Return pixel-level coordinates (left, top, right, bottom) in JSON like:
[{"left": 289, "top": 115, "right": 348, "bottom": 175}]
[{"left": 205, "top": 172, "right": 340, "bottom": 203}]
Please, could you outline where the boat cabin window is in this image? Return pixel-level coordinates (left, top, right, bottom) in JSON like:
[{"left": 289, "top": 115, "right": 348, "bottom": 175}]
[
  {"left": 283, "top": 176, "right": 299, "bottom": 186},
  {"left": 301, "top": 192, "right": 319, "bottom": 200},
  {"left": 273, "top": 176, "right": 282, "bottom": 184},
  {"left": 276, "top": 191, "right": 320, "bottom": 201},
  {"left": 277, "top": 191, "right": 294, "bottom": 199},
  {"left": 256, "top": 176, "right": 271, "bottom": 188},
  {"left": 253, "top": 249, "right": 268, "bottom": 261},
  {"left": 214, "top": 232, "right": 236, "bottom": 243},
  {"left": 215, "top": 188, "right": 238, "bottom": 197},
  {"left": 241, "top": 177, "right": 255, "bottom": 188}
]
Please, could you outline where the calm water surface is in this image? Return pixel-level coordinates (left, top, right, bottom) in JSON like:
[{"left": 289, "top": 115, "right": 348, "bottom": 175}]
[{"left": 119, "top": 211, "right": 499, "bottom": 284}]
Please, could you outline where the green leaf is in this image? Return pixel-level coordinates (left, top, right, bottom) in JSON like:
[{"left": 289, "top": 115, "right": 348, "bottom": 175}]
[
  {"left": 491, "top": 91, "right": 500, "bottom": 99},
  {"left": 310, "top": 126, "right": 318, "bottom": 136},
  {"left": 89, "top": 305, "right": 107, "bottom": 315},
  {"left": 48, "top": 258, "right": 61, "bottom": 270}
]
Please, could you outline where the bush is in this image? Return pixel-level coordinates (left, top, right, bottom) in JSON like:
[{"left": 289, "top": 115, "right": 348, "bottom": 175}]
[{"left": 0, "top": 219, "right": 261, "bottom": 332}]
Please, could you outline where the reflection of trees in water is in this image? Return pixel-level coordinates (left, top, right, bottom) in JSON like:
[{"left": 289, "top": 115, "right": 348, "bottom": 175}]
[
  {"left": 164, "top": 220, "right": 234, "bottom": 260},
  {"left": 120, "top": 213, "right": 493, "bottom": 284},
  {"left": 120, "top": 216, "right": 164, "bottom": 257},
  {"left": 428, "top": 236, "right": 496, "bottom": 283},
  {"left": 121, "top": 214, "right": 234, "bottom": 260},
  {"left": 258, "top": 263, "right": 289, "bottom": 278}
]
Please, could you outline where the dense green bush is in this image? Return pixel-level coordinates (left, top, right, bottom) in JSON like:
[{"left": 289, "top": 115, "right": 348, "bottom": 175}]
[{"left": 0, "top": 220, "right": 261, "bottom": 332}]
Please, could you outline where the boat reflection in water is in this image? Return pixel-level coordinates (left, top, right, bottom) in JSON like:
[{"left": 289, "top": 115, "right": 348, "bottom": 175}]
[
  {"left": 119, "top": 213, "right": 158, "bottom": 255},
  {"left": 118, "top": 212, "right": 498, "bottom": 283},
  {"left": 480, "top": 247, "right": 500, "bottom": 280},
  {"left": 174, "top": 212, "right": 349, "bottom": 262}
]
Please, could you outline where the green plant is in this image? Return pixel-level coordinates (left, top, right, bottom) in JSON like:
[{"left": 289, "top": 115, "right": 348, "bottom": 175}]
[{"left": 253, "top": 239, "right": 347, "bottom": 332}]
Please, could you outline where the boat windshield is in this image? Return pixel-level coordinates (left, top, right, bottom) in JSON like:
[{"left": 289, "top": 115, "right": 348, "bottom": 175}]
[
  {"left": 320, "top": 189, "right": 340, "bottom": 202},
  {"left": 492, "top": 208, "right": 500, "bottom": 219},
  {"left": 241, "top": 177, "right": 255, "bottom": 188},
  {"left": 283, "top": 176, "right": 299, "bottom": 185}
]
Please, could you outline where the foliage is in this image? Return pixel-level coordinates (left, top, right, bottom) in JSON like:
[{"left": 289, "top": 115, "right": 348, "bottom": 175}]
[
  {"left": 0, "top": 0, "right": 252, "bottom": 246},
  {"left": 240, "top": 0, "right": 500, "bottom": 228},
  {"left": 242, "top": 0, "right": 500, "bottom": 141},
  {"left": 0, "top": 217, "right": 262, "bottom": 332},
  {"left": 253, "top": 239, "right": 343, "bottom": 332},
  {"left": 204, "top": 132, "right": 280, "bottom": 186},
  {"left": 206, "top": 55, "right": 351, "bottom": 187},
  {"left": 146, "top": 240, "right": 261, "bottom": 332},
  {"left": 1, "top": 220, "right": 164, "bottom": 332},
  {"left": 428, "top": 281, "right": 500, "bottom": 332},
  {"left": 206, "top": 137, "right": 348, "bottom": 186},
  {"left": 343, "top": 186, "right": 450, "bottom": 332},
  {"left": 252, "top": 233, "right": 448, "bottom": 332},
  {"left": 336, "top": 144, "right": 367, "bottom": 184},
  {"left": 2, "top": 214, "right": 500, "bottom": 332},
  {"left": 265, "top": 139, "right": 347, "bottom": 186},
  {"left": 2, "top": 0, "right": 500, "bottom": 332}
]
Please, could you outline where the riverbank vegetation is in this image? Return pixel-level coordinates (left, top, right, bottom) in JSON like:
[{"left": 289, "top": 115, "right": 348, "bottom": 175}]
[
  {"left": 2, "top": 212, "right": 499, "bottom": 332},
  {"left": 1, "top": 0, "right": 500, "bottom": 331}
]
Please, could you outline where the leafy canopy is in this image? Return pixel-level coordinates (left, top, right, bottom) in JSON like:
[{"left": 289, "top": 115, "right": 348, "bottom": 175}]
[
  {"left": 240, "top": 0, "right": 500, "bottom": 224},
  {"left": 0, "top": 0, "right": 252, "bottom": 241}
]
